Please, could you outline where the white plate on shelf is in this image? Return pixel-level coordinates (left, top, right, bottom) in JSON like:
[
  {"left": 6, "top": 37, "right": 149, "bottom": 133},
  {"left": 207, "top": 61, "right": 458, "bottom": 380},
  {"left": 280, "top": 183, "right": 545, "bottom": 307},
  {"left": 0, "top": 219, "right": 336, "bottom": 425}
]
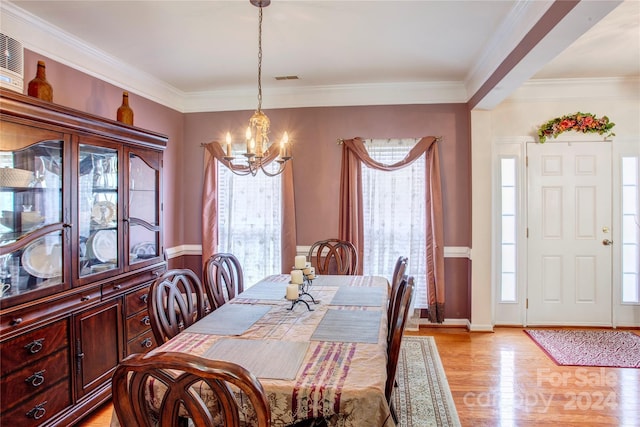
[
  {"left": 22, "top": 237, "right": 62, "bottom": 279},
  {"left": 90, "top": 230, "right": 117, "bottom": 262}
]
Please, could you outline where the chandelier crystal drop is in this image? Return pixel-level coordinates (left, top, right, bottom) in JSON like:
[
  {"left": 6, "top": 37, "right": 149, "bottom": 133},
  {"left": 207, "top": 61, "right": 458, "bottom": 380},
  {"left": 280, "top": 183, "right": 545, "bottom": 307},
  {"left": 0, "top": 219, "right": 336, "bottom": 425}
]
[{"left": 222, "top": 0, "right": 291, "bottom": 177}]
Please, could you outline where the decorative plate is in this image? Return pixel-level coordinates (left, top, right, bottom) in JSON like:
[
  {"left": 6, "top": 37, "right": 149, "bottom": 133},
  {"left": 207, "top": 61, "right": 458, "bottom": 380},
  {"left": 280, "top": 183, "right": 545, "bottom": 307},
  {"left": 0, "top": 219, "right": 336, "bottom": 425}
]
[
  {"left": 90, "top": 230, "right": 117, "bottom": 262},
  {"left": 22, "top": 237, "right": 63, "bottom": 279},
  {"left": 91, "top": 201, "right": 116, "bottom": 226}
]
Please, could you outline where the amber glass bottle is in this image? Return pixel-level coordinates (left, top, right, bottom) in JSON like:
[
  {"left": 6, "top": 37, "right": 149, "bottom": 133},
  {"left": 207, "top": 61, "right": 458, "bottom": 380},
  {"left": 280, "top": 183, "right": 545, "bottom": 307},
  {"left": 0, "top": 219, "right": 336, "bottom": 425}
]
[
  {"left": 117, "top": 91, "right": 134, "bottom": 125},
  {"left": 27, "top": 60, "right": 53, "bottom": 102}
]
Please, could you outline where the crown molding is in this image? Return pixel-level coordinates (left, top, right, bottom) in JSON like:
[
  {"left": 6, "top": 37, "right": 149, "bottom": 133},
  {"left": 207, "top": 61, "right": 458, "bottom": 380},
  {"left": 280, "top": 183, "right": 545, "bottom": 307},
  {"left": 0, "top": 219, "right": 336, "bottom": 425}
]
[
  {"left": 506, "top": 76, "right": 640, "bottom": 102},
  {"left": 1, "top": 1, "right": 185, "bottom": 110},
  {"left": 183, "top": 81, "right": 469, "bottom": 113}
]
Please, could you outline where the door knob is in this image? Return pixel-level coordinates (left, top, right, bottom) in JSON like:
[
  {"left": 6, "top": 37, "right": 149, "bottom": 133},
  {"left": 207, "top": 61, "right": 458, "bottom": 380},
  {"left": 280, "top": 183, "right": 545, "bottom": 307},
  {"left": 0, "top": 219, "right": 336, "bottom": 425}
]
[{"left": 602, "top": 239, "right": 613, "bottom": 246}]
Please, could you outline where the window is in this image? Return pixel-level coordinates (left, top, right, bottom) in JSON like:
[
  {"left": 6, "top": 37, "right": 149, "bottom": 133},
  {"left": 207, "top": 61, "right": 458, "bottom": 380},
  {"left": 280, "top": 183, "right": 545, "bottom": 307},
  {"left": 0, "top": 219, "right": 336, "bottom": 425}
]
[
  {"left": 500, "top": 157, "right": 517, "bottom": 302},
  {"left": 621, "top": 156, "right": 639, "bottom": 303},
  {"left": 217, "top": 165, "right": 282, "bottom": 288},
  {"left": 361, "top": 139, "right": 427, "bottom": 307}
]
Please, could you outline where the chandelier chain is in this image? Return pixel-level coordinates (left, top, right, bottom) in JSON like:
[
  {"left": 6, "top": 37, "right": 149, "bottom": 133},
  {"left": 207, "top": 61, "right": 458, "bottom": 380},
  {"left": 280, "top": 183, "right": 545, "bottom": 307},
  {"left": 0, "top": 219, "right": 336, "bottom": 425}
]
[{"left": 257, "top": 6, "right": 263, "bottom": 112}]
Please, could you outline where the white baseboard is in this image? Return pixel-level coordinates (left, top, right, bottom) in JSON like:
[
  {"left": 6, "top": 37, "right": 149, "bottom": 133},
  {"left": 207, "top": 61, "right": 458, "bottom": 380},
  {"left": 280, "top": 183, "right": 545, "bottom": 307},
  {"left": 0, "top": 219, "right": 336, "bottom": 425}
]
[{"left": 466, "top": 320, "right": 495, "bottom": 332}]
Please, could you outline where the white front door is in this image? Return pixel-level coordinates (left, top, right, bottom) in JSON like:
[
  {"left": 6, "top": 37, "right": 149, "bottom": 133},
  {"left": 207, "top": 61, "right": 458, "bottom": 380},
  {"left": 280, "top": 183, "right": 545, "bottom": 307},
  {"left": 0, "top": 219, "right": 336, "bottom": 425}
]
[{"left": 527, "top": 141, "right": 612, "bottom": 326}]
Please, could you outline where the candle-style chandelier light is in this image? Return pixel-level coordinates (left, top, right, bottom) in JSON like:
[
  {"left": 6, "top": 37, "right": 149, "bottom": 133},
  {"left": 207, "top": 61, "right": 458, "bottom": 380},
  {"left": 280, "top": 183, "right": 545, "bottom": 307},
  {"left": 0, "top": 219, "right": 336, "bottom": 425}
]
[{"left": 221, "top": 0, "right": 291, "bottom": 177}]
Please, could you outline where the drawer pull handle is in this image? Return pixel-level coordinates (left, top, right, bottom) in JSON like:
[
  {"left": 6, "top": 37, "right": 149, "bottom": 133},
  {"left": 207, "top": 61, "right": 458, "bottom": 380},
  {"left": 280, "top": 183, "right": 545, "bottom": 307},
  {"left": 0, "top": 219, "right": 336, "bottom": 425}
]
[
  {"left": 141, "top": 315, "right": 150, "bottom": 326},
  {"left": 26, "top": 401, "right": 47, "bottom": 420},
  {"left": 25, "top": 370, "right": 46, "bottom": 387},
  {"left": 139, "top": 294, "right": 148, "bottom": 304},
  {"left": 81, "top": 296, "right": 91, "bottom": 302},
  {"left": 114, "top": 285, "right": 122, "bottom": 290},
  {"left": 141, "top": 338, "right": 153, "bottom": 348},
  {"left": 153, "top": 271, "right": 161, "bottom": 277},
  {"left": 10, "top": 317, "right": 23, "bottom": 326},
  {"left": 25, "top": 338, "right": 44, "bottom": 354}
]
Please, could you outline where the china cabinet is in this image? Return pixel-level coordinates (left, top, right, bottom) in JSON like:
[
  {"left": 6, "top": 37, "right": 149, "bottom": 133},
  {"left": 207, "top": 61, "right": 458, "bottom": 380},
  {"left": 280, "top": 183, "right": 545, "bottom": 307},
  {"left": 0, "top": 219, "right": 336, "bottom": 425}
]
[{"left": 0, "top": 89, "right": 166, "bottom": 426}]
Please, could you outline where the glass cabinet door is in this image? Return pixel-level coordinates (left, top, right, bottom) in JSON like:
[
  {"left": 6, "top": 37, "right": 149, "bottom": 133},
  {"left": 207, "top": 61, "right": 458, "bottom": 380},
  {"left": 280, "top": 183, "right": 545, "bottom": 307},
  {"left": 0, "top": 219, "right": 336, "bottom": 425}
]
[
  {"left": 78, "top": 145, "right": 119, "bottom": 278},
  {"left": 127, "top": 151, "right": 161, "bottom": 266},
  {"left": 0, "top": 139, "right": 65, "bottom": 301}
]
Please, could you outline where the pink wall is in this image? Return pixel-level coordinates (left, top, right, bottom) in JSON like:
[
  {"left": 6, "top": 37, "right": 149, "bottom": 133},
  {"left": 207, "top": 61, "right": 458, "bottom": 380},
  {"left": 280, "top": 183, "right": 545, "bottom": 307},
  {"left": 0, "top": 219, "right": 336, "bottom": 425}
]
[
  {"left": 184, "top": 104, "right": 471, "bottom": 247},
  {"left": 184, "top": 105, "right": 472, "bottom": 319},
  {"left": 23, "top": 51, "right": 185, "bottom": 250}
]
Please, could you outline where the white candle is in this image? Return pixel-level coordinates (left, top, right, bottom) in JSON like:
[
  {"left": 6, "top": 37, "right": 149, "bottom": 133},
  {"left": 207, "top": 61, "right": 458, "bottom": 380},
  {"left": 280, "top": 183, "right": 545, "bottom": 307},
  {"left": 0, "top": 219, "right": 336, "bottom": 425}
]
[
  {"left": 282, "top": 132, "right": 289, "bottom": 157},
  {"left": 308, "top": 267, "right": 316, "bottom": 280},
  {"left": 225, "top": 132, "right": 232, "bottom": 157},
  {"left": 295, "top": 256, "right": 306, "bottom": 269},
  {"left": 291, "top": 269, "right": 303, "bottom": 284},
  {"left": 246, "top": 127, "right": 252, "bottom": 153},
  {"left": 303, "top": 266, "right": 311, "bottom": 275},
  {"left": 286, "top": 284, "right": 299, "bottom": 300}
]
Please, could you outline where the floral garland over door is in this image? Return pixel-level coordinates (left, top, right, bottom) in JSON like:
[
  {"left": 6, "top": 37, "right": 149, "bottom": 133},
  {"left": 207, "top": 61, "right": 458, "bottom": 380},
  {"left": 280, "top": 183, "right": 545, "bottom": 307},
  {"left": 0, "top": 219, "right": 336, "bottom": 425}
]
[{"left": 537, "top": 112, "right": 615, "bottom": 143}]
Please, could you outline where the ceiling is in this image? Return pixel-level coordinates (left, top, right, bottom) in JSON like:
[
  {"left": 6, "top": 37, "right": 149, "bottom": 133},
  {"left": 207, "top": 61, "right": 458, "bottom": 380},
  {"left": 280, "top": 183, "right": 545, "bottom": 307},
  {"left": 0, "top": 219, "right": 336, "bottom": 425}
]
[{"left": 2, "top": 0, "right": 639, "bottom": 112}]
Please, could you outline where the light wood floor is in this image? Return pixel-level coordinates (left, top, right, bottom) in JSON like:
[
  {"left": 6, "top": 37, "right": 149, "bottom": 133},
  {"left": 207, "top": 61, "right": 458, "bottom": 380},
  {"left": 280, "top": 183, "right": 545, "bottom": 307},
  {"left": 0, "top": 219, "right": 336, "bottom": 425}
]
[{"left": 77, "top": 327, "right": 639, "bottom": 426}]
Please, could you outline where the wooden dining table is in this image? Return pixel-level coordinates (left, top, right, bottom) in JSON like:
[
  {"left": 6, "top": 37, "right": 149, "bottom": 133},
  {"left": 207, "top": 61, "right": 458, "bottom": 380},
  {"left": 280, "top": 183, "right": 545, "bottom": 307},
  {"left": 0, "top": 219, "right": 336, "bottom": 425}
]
[{"left": 110, "top": 274, "right": 394, "bottom": 427}]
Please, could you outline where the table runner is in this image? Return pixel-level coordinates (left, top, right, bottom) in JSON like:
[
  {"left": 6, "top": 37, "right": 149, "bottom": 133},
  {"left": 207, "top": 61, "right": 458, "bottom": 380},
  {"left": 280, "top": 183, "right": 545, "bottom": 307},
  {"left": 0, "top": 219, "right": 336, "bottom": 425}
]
[
  {"left": 183, "top": 303, "right": 271, "bottom": 335},
  {"left": 202, "top": 338, "right": 309, "bottom": 380}
]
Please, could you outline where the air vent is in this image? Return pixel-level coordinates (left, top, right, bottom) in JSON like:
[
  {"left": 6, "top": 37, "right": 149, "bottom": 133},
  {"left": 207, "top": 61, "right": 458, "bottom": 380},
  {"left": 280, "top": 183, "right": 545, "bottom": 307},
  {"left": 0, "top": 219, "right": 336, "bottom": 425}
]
[
  {"left": 275, "top": 75, "right": 299, "bottom": 81},
  {"left": 0, "top": 32, "right": 24, "bottom": 93}
]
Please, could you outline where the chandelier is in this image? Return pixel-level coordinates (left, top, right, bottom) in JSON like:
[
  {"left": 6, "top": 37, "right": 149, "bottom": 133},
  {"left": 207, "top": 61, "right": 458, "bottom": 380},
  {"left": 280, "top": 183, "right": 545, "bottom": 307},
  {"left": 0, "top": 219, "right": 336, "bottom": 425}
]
[{"left": 222, "top": 0, "right": 291, "bottom": 177}]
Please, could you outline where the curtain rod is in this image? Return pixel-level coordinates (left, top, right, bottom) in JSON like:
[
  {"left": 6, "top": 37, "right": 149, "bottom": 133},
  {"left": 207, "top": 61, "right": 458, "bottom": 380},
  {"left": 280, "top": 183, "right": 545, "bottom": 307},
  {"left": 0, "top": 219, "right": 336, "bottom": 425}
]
[{"left": 336, "top": 136, "right": 442, "bottom": 145}]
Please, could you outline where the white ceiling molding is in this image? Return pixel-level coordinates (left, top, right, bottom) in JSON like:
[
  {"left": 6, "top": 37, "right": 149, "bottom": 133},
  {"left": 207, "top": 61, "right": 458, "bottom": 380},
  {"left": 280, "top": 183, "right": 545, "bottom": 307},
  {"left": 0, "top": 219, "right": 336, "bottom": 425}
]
[
  {"left": 183, "top": 81, "right": 469, "bottom": 113},
  {"left": 0, "top": 1, "right": 185, "bottom": 110},
  {"left": 507, "top": 77, "right": 640, "bottom": 102}
]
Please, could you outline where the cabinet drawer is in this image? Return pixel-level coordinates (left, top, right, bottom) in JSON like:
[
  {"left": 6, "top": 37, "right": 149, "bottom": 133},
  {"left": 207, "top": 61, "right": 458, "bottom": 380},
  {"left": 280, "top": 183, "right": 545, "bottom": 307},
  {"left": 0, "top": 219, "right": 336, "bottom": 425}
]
[
  {"left": 2, "top": 377, "right": 71, "bottom": 427},
  {"left": 0, "top": 348, "right": 69, "bottom": 413},
  {"left": 126, "top": 309, "right": 152, "bottom": 340},
  {"left": 102, "top": 266, "right": 164, "bottom": 300},
  {"left": 125, "top": 286, "right": 151, "bottom": 316},
  {"left": 127, "top": 329, "right": 156, "bottom": 355},
  {"left": 0, "top": 319, "right": 69, "bottom": 377}
]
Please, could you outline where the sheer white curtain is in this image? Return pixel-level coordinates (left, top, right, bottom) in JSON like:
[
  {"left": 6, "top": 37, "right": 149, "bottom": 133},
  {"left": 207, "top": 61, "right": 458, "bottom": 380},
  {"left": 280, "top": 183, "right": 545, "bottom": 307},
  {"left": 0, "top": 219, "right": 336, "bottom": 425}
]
[
  {"left": 217, "top": 165, "right": 282, "bottom": 288},
  {"left": 361, "top": 138, "right": 427, "bottom": 309}
]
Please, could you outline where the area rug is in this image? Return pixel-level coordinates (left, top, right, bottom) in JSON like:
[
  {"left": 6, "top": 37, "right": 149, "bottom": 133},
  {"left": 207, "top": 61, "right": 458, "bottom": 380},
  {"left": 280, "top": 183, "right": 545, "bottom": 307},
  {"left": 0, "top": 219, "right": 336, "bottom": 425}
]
[
  {"left": 393, "top": 336, "right": 461, "bottom": 427},
  {"left": 524, "top": 329, "right": 640, "bottom": 368}
]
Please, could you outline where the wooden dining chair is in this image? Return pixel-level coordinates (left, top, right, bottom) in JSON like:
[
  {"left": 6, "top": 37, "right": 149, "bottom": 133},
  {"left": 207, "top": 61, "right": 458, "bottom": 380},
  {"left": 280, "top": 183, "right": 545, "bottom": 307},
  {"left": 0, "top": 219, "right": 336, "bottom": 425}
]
[
  {"left": 148, "top": 268, "right": 206, "bottom": 344},
  {"left": 388, "top": 256, "right": 408, "bottom": 332},
  {"left": 112, "top": 351, "right": 271, "bottom": 427},
  {"left": 386, "top": 275, "right": 414, "bottom": 423},
  {"left": 307, "top": 238, "right": 358, "bottom": 275},
  {"left": 203, "top": 253, "right": 244, "bottom": 310}
]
